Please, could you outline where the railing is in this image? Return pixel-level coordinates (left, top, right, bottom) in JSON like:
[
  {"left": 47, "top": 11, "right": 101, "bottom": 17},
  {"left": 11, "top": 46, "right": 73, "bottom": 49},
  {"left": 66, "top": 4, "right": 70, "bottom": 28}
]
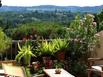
[
  {"left": 0, "top": 40, "right": 17, "bottom": 61},
  {"left": 0, "top": 39, "right": 53, "bottom": 60},
  {"left": 0, "top": 39, "right": 86, "bottom": 61}
]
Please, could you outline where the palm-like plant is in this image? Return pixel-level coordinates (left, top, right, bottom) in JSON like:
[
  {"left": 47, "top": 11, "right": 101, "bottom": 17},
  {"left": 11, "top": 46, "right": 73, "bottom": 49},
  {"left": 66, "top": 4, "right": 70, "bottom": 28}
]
[
  {"left": 15, "top": 41, "right": 36, "bottom": 65},
  {"left": 37, "top": 40, "right": 56, "bottom": 56},
  {"left": 53, "top": 38, "right": 68, "bottom": 52},
  {"left": 52, "top": 38, "right": 69, "bottom": 61}
]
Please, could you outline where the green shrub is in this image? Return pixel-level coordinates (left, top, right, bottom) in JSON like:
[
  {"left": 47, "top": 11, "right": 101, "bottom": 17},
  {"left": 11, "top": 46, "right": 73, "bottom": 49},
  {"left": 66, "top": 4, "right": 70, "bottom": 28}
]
[
  {"left": 66, "top": 14, "right": 97, "bottom": 77},
  {"left": 0, "top": 27, "right": 11, "bottom": 53},
  {"left": 66, "top": 14, "right": 97, "bottom": 61},
  {"left": 6, "top": 22, "right": 66, "bottom": 40}
]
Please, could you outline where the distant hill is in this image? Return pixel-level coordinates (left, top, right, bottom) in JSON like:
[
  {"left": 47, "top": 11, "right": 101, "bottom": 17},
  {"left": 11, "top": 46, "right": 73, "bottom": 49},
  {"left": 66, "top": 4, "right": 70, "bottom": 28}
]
[
  {"left": 0, "top": 5, "right": 103, "bottom": 13},
  {"left": 0, "top": 6, "right": 27, "bottom": 12}
]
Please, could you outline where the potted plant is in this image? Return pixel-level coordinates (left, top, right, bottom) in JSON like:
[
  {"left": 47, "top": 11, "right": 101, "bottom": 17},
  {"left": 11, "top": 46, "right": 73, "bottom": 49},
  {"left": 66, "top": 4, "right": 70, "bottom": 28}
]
[
  {"left": 36, "top": 39, "right": 56, "bottom": 68},
  {"left": 53, "top": 38, "right": 69, "bottom": 61},
  {"left": 15, "top": 41, "right": 36, "bottom": 66},
  {"left": 37, "top": 39, "right": 56, "bottom": 57}
]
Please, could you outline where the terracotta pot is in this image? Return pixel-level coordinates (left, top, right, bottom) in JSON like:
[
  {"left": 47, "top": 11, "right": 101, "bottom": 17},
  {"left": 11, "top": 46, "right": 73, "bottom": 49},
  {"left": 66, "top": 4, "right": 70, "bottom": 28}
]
[
  {"left": 56, "top": 51, "right": 65, "bottom": 61},
  {"left": 42, "top": 57, "right": 53, "bottom": 69}
]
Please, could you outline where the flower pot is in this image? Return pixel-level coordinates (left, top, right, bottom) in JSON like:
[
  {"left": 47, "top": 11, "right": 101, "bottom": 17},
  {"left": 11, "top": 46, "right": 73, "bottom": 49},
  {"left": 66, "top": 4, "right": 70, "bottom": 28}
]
[
  {"left": 42, "top": 57, "right": 53, "bottom": 69},
  {"left": 56, "top": 51, "right": 65, "bottom": 61},
  {"left": 42, "top": 56, "right": 51, "bottom": 64}
]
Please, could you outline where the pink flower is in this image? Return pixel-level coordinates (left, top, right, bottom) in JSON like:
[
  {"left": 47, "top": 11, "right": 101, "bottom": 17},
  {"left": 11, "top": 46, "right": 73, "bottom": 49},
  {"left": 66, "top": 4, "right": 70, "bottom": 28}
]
[{"left": 92, "top": 22, "right": 97, "bottom": 27}]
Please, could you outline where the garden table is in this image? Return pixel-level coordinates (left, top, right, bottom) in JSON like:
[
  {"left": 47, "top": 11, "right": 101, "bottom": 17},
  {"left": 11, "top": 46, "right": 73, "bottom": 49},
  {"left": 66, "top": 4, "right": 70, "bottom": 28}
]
[{"left": 44, "top": 69, "right": 75, "bottom": 77}]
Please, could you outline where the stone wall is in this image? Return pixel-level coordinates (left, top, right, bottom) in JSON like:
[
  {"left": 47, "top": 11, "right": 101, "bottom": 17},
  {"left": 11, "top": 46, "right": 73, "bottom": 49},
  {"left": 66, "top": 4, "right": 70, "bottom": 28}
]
[{"left": 91, "top": 31, "right": 103, "bottom": 64}]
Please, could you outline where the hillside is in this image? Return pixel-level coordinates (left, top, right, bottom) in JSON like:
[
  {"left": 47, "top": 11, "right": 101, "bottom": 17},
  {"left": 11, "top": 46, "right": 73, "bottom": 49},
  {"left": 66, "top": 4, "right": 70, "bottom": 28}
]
[{"left": 0, "top": 5, "right": 103, "bottom": 13}]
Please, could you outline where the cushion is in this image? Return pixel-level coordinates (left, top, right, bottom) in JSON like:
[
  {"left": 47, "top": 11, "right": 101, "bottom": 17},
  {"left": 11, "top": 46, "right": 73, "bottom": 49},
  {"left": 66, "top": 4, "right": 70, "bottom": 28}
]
[{"left": 92, "top": 66, "right": 102, "bottom": 71}]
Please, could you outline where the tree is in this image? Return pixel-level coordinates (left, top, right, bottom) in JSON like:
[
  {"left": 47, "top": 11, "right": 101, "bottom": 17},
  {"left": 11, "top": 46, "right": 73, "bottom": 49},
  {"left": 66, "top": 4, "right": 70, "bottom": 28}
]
[
  {"left": 0, "top": 0, "right": 2, "bottom": 7},
  {"left": 66, "top": 14, "right": 97, "bottom": 77},
  {"left": 94, "top": 10, "right": 103, "bottom": 32}
]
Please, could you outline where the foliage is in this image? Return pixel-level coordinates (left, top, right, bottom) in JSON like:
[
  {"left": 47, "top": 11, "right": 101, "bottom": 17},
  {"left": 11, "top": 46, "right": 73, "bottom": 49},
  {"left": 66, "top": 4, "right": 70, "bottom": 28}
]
[
  {"left": 34, "top": 67, "right": 45, "bottom": 75},
  {"left": 25, "top": 67, "right": 31, "bottom": 77},
  {"left": 0, "top": 0, "right": 2, "bottom": 7},
  {"left": 66, "top": 14, "right": 97, "bottom": 61},
  {"left": 36, "top": 38, "right": 69, "bottom": 57},
  {"left": 53, "top": 38, "right": 69, "bottom": 52},
  {"left": 53, "top": 60, "right": 64, "bottom": 68},
  {"left": 15, "top": 41, "right": 36, "bottom": 65},
  {"left": 95, "top": 10, "right": 103, "bottom": 32},
  {"left": 0, "top": 11, "right": 76, "bottom": 28},
  {"left": 98, "top": 21, "right": 103, "bottom": 30},
  {"left": 0, "top": 9, "right": 99, "bottom": 77},
  {"left": 6, "top": 22, "right": 66, "bottom": 40},
  {"left": 0, "top": 27, "right": 11, "bottom": 53},
  {"left": 69, "top": 62, "right": 87, "bottom": 77},
  {"left": 65, "top": 14, "right": 97, "bottom": 77},
  {"left": 36, "top": 39, "right": 56, "bottom": 56}
]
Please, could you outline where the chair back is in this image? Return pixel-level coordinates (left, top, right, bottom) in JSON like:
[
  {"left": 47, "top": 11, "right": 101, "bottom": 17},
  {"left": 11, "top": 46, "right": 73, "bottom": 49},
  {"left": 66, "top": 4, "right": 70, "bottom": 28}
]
[
  {"left": 0, "top": 60, "right": 16, "bottom": 66},
  {"left": 2, "top": 64, "right": 26, "bottom": 77}
]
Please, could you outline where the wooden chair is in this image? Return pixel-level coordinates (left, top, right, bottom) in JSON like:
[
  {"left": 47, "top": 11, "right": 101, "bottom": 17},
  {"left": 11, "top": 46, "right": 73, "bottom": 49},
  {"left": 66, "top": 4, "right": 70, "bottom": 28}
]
[
  {"left": 2, "top": 63, "right": 26, "bottom": 77},
  {"left": 0, "top": 60, "right": 16, "bottom": 66},
  {"left": 0, "top": 60, "right": 16, "bottom": 76},
  {"left": 87, "top": 58, "right": 103, "bottom": 77}
]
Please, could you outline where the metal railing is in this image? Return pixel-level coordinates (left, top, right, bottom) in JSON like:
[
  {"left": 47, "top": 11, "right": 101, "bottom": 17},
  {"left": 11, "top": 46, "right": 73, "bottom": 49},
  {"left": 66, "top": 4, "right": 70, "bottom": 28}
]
[{"left": 0, "top": 39, "right": 52, "bottom": 60}]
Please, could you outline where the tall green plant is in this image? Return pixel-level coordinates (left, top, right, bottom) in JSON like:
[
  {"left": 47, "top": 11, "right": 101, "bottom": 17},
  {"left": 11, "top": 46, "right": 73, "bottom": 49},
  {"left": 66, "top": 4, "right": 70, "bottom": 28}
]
[
  {"left": 66, "top": 14, "right": 97, "bottom": 60},
  {"left": 66, "top": 14, "right": 97, "bottom": 77},
  {"left": 15, "top": 41, "right": 36, "bottom": 65},
  {"left": 0, "top": 27, "right": 11, "bottom": 53}
]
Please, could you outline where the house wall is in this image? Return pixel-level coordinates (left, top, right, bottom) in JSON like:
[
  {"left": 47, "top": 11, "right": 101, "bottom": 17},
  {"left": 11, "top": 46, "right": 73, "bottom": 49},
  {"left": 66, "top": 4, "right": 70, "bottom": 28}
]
[{"left": 91, "top": 31, "right": 103, "bottom": 64}]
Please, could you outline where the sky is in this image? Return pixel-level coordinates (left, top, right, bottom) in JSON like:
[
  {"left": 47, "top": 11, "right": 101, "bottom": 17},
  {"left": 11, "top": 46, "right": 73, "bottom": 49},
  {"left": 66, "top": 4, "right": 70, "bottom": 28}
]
[{"left": 2, "top": 0, "right": 103, "bottom": 7}]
